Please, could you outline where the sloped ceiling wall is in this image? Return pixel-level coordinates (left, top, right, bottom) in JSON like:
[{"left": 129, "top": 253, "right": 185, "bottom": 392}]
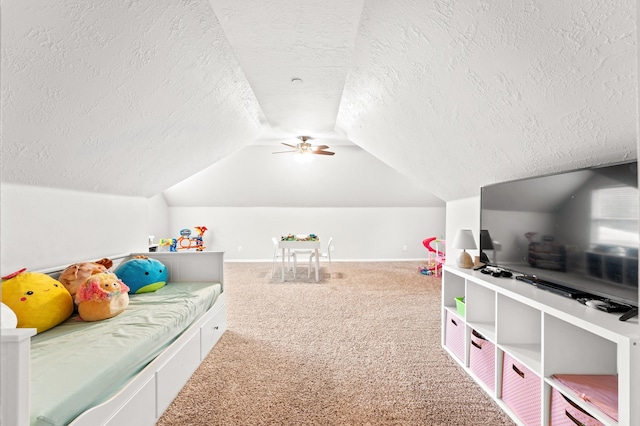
[
  {"left": 208, "top": 0, "right": 365, "bottom": 137},
  {"left": 337, "top": 1, "right": 637, "bottom": 201},
  {"left": 1, "top": 1, "right": 637, "bottom": 203},
  {"left": 1, "top": 1, "right": 262, "bottom": 198}
]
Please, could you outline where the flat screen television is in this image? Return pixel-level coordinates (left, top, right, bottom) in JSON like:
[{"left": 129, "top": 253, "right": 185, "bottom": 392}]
[{"left": 480, "top": 161, "right": 638, "bottom": 308}]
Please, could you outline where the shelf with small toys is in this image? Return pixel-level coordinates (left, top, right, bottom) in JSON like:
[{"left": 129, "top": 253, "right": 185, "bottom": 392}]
[{"left": 156, "top": 226, "right": 208, "bottom": 252}]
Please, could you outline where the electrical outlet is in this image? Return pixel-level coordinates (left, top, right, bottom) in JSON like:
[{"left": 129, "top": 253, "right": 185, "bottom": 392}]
[
  {"left": 238, "top": 246, "right": 243, "bottom": 252},
  {"left": 403, "top": 245, "right": 408, "bottom": 251}
]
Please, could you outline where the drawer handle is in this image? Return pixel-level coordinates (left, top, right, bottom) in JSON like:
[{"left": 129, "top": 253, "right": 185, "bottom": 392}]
[
  {"left": 561, "top": 394, "right": 595, "bottom": 418},
  {"left": 471, "top": 329, "right": 486, "bottom": 340},
  {"left": 471, "top": 340, "right": 483, "bottom": 350},
  {"left": 512, "top": 364, "right": 525, "bottom": 379},
  {"left": 450, "top": 318, "right": 458, "bottom": 327},
  {"left": 565, "top": 409, "right": 586, "bottom": 426}
]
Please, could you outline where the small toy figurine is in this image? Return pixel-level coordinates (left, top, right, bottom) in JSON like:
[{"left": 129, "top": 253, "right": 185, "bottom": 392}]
[
  {"left": 176, "top": 226, "right": 207, "bottom": 251},
  {"left": 418, "top": 266, "right": 434, "bottom": 275}
]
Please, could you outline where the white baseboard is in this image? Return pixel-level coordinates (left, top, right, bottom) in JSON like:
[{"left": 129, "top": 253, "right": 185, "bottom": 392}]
[{"left": 224, "top": 258, "right": 428, "bottom": 263}]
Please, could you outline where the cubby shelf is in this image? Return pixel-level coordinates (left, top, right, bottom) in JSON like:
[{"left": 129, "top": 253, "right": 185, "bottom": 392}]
[{"left": 441, "top": 266, "right": 640, "bottom": 426}]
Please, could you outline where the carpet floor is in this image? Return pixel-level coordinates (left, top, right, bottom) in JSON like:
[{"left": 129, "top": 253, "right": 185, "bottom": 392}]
[{"left": 157, "top": 261, "right": 515, "bottom": 425}]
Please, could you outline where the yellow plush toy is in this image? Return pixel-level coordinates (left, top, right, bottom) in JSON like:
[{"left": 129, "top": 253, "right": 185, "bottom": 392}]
[
  {"left": 1, "top": 271, "right": 74, "bottom": 333},
  {"left": 75, "top": 272, "right": 130, "bottom": 322}
]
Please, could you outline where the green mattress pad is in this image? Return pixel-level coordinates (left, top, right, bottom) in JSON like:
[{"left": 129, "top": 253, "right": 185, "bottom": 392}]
[{"left": 29, "top": 281, "right": 222, "bottom": 426}]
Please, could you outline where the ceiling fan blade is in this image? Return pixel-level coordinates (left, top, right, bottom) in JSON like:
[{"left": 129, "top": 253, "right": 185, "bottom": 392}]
[
  {"left": 281, "top": 143, "right": 297, "bottom": 148},
  {"left": 312, "top": 150, "right": 335, "bottom": 155},
  {"left": 272, "top": 150, "right": 295, "bottom": 154},
  {"left": 312, "top": 145, "right": 330, "bottom": 150}
]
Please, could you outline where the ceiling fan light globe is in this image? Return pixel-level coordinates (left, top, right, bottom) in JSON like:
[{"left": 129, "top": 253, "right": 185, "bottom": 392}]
[{"left": 294, "top": 152, "right": 314, "bottom": 163}]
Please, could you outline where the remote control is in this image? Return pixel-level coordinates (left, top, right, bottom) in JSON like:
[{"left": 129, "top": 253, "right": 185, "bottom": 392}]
[{"left": 619, "top": 308, "right": 638, "bottom": 322}]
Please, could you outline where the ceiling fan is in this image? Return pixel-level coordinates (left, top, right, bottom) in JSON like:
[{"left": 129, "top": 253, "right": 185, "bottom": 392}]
[{"left": 272, "top": 136, "right": 335, "bottom": 156}]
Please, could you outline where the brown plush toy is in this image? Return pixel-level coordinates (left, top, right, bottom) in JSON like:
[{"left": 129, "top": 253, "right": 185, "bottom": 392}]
[
  {"left": 59, "top": 258, "right": 113, "bottom": 297},
  {"left": 75, "top": 272, "right": 129, "bottom": 322}
]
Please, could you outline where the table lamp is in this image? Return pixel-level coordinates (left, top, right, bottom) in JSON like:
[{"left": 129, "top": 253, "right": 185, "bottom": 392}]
[{"left": 453, "top": 229, "right": 476, "bottom": 269}]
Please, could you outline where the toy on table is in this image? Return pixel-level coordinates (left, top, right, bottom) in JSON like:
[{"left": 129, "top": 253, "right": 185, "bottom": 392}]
[
  {"left": 1, "top": 270, "right": 73, "bottom": 333},
  {"left": 281, "top": 233, "right": 319, "bottom": 241},
  {"left": 58, "top": 258, "right": 113, "bottom": 297},
  {"left": 75, "top": 272, "right": 130, "bottom": 322},
  {"left": 114, "top": 255, "right": 168, "bottom": 294},
  {"left": 176, "top": 226, "right": 207, "bottom": 251}
]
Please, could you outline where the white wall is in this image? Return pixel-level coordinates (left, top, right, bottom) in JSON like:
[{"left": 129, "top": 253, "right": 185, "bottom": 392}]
[
  {"left": 0, "top": 184, "right": 168, "bottom": 273},
  {"left": 167, "top": 206, "right": 445, "bottom": 260},
  {"left": 445, "top": 196, "right": 481, "bottom": 265},
  {"left": 163, "top": 145, "right": 444, "bottom": 208},
  {"left": 0, "top": 184, "right": 443, "bottom": 271},
  {"left": 147, "top": 194, "right": 171, "bottom": 245}
]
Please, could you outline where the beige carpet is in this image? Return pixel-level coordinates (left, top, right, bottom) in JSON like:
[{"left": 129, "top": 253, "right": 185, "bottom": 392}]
[{"left": 157, "top": 262, "right": 515, "bottom": 425}]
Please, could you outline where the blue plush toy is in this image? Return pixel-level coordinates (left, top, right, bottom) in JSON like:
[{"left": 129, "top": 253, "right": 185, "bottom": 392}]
[{"left": 114, "top": 256, "right": 168, "bottom": 294}]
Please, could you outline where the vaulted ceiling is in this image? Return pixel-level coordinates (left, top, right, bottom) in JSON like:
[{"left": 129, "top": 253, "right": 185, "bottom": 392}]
[{"left": 1, "top": 1, "right": 637, "bottom": 205}]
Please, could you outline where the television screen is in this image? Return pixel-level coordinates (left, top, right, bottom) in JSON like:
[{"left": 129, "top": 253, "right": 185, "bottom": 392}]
[{"left": 480, "top": 161, "right": 638, "bottom": 307}]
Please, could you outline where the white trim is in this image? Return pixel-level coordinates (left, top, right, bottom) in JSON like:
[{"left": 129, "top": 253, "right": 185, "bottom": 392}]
[{"left": 223, "top": 258, "right": 428, "bottom": 263}]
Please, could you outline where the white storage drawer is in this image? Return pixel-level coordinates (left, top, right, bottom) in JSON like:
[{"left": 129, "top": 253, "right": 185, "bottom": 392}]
[
  {"left": 155, "top": 333, "right": 201, "bottom": 417},
  {"left": 200, "top": 297, "right": 227, "bottom": 359},
  {"left": 105, "top": 375, "right": 157, "bottom": 426}
]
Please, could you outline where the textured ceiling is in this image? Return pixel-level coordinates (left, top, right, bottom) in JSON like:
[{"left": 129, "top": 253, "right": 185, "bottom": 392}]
[
  {"left": 209, "top": 0, "right": 364, "bottom": 141},
  {"left": 1, "top": 0, "right": 637, "bottom": 202},
  {"left": 1, "top": 1, "right": 262, "bottom": 197},
  {"left": 337, "top": 0, "right": 638, "bottom": 200}
]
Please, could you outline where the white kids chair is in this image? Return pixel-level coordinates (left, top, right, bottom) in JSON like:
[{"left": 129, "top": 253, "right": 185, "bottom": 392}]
[{"left": 308, "top": 237, "right": 333, "bottom": 279}]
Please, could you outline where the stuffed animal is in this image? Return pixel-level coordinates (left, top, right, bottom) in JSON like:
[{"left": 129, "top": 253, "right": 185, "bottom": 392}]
[
  {"left": 114, "top": 256, "right": 168, "bottom": 294},
  {"left": 75, "top": 272, "right": 130, "bottom": 322},
  {"left": 1, "top": 271, "right": 73, "bottom": 333},
  {"left": 59, "top": 258, "right": 113, "bottom": 297}
]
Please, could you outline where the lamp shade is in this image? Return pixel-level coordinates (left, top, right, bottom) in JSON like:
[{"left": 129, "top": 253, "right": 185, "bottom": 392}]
[
  {"left": 453, "top": 229, "right": 476, "bottom": 269},
  {"left": 452, "top": 229, "right": 477, "bottom": 250}
]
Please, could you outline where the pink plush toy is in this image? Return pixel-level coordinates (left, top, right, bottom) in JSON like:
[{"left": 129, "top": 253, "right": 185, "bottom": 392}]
[{"left": 75, "top": 272, "right": 129, "bottom": 322}]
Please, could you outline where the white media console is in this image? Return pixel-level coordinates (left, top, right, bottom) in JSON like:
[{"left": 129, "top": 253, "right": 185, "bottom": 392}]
[{"left": 441, "top": 265, "right": 639, "bottom": 426}]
